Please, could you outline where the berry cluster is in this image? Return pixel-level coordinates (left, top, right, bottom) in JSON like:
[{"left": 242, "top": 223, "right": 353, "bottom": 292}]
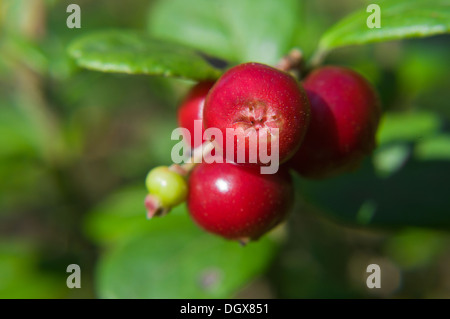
[{"left": 145, "top": 61, "right": 381, "bottom": 244}]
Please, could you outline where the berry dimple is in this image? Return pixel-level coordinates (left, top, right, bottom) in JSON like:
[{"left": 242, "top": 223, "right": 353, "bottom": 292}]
[
  {"left": 203, "top": 62, "right": 310, "bottom": 165},
  {"left": 235, "top": 102, "right": 281, "bottom": 128}
]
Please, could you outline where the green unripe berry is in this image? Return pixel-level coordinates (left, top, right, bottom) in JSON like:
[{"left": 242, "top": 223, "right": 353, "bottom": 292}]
[{"left": 145, "top": 166, "right": 188, "bottom": 208}]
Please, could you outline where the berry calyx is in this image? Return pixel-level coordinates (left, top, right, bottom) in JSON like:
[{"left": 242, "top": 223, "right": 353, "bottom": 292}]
[
  {"left": 177, "top": 81, "right": 215, "bottom": 149},
  {"left": 289, "top": 66, "right": 381, "bottom": 178},
  {"left": 187, "top": 162, "right": 294, "bottom": 242},
  {"left": 145, "top": 166, "right": 188, "bottom": 217},
  {"left": 203, "top": 62, "right": 310, "bottom": 166}
]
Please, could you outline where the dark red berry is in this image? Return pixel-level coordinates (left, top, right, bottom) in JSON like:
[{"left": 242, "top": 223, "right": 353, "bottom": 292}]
[
  {"left": 187, "top": 162, "right": 294, "bottom": 242},
  {"left": 289, "top": 66, "right": 381, "bottom": 178},
  {"left": 177, "top": 81, "right": 215, "bottom": 149},
  {"left": 203, "top": 62, "right": 310, "bottom": 165}
]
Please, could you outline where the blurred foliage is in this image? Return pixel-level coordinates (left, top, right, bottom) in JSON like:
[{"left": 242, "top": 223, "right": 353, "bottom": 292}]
[
  {"left": 148, "top": 0, "right": 304, "bottom": 65},
  {"left": 0, "top": 0, "right": 449, "bottom": 299},
  {"left": 93, "top": 202, "right": 278, "bottom": 298}
]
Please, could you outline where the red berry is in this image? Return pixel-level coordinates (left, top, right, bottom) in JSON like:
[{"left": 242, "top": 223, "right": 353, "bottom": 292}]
[
  {"left": 203, "top": 62, "right": 310, "bottom": 165},
  {"left": 187, "top": 162, "right": 294, "bottom": 242},
  {"left": 177, "top": 81, "right": 215, "bottom": 149},
  {"left": 289, "top": 66, "right": 381, "bottom": 178}
]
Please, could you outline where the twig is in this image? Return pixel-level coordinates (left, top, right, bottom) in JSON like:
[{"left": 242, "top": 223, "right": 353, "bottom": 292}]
[
  {"left": 276, "top": 48, "right": 303, "bottom": 72},
  {"left": 170, "top": 141, "right": 215, "bottom": 176}
]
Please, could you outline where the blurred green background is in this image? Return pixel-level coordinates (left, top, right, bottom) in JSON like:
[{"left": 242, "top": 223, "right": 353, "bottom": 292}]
[{"left": 0, "top": 0, "right": 449, "bottom": 298}]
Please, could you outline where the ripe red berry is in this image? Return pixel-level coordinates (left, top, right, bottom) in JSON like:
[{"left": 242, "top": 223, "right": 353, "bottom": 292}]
[
  {"left": 203, "top": 62, "right": 310, "bottom": 165},
  {"left": 289, "top": 66, "right": 381, "bottom": 178},
  {"left": 177, "top": 81, "right": 215, "bottom": 149},
  {"left": 187, "top": 162, "right": 294, "bottom": 242}
]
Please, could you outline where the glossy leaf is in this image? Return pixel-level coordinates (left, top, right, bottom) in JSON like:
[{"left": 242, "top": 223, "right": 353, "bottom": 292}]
[
  {"left": 319, "top": 0, "right": 450, "bottom": 51},
  {"left": 68, "top": 30, "right": 222, "bottom": 80}
]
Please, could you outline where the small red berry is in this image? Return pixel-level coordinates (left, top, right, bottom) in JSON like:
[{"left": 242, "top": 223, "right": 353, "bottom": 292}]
[
  {"left": 289, "top": 66, "right": 381, "bottom": 178},
  {"left": 177, "top": 81, "right": 215, "bottom": 149},
  {"left": 203, "top": 62, "right": 310, "bottom": 165},
  {"left": 187, "top": 162, "right": 294, "bottom": 242}
]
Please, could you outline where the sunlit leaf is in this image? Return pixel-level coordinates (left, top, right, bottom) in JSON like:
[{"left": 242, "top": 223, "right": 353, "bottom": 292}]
[
  {"left": 68, "top": 30, "right": 222, "bottom": 80},
  {"left": 319, "top": 0, "right": 450, "bottom": 52}
]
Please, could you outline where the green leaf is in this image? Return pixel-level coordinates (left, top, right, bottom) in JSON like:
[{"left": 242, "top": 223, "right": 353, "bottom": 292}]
[
  {"left": 377, "top": 111, "right": 441, "bottom": 145},
  {"left": 84, "top": 186, "right": 199, "bottom": 245},
  {"left": 68, "top": 30, "right": 222, "bottom": 80},
  {"left": 397, "top": 48, "right": 449, "bottom": 97},
  {"left": 0, "top": 34, "right": 49, "bottom": 76},
  {"left": 148, "top": 0, "right": 303, "bottom": 65},
  {"left": 384, "top": 228, "right": 446, "bottom": 269},
  {"left": 0, "top": 241, "right": 64, "bottom": 298},
  {"left": 319, "top": 0, "right": 450, "bottom": 52},
  {"left": 415, "top": 134, "right": 450, "bottom": 161},
  {"left": 373, "top": 143, "right": 410, "bottom": 178},
  {"left": 0, "top": 103, "right": 40, "bottom": 158},
  {"left": 300, "top": 108, "right": 450, "bottom": 228},
  {"left": 96, "top": 205, "right": 278, "bottom": 298},
  {"left": 298, "top": 158, "right": 450, "bottom": 229},
  {"left": 87, "top": 186, "right": 279, "bottom": 298},
  {"left": 83, "top": 185, "right": 149, "bottom": 245}
]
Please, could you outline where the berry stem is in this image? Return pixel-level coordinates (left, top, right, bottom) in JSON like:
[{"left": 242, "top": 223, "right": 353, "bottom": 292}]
[
  {"left": 238, "top": 238, "right": 251, "bottom": 246},
  {"left": 275, "top": 48, "right": 304, "bottom": 78},
  {"left": 169, "top": 141, "right": 215, "bottom": 176}
]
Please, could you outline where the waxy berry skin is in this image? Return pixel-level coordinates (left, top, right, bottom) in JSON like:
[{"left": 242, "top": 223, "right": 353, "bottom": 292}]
[
  {"left": 203, "top": 62, "right": 310, "bottom": 165},
  {"left": 289, "top": 66, "right": 381, "bottom": 179},
  {"left": 187, "top": 162, "right": 294, "bottom": 241},
  {"left": 177, "top": 81, "right": 215, "bottom": 149},
  {"left": 145, "top": 166, "right": 187, "bottom": 208}
]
